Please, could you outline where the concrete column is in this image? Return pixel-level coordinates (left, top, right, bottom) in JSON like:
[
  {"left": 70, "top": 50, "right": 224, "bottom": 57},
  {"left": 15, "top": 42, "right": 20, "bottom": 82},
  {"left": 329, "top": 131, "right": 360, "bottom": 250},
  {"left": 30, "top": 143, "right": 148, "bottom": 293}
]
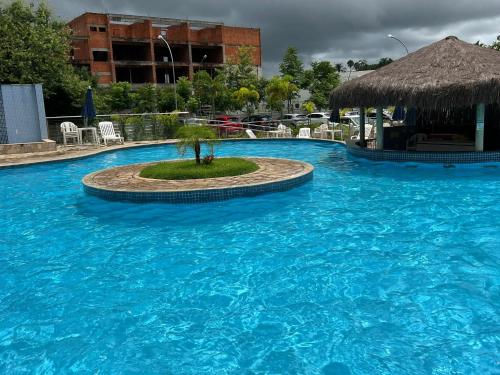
[
  {"left": 376, "top": 106, "right": 384, "bottom": 149},
  {"left": 475, "top": 103, "right": 485, "bottom": 151},
  {"left": 359, "top": 107, "right": 366, "bottom": 147}
]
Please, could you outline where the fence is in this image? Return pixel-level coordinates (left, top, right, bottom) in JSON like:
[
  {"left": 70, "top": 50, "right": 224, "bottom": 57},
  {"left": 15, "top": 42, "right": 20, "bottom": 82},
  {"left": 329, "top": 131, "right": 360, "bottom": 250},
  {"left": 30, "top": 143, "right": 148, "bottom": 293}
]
[{"left": 46, "top": 112, "right": 297, "bottom": 144}]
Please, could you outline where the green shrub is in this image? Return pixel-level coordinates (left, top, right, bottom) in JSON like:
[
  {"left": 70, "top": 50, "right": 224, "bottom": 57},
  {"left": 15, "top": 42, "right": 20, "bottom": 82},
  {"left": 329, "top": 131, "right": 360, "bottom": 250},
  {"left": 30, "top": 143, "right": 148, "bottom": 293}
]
[
  {"left": 125, "top": 116, "right": 145, "bottom": 141},
  {"left": 139, "top": 157, "right": 258, "bottom": 180},
  {"left": 110, "top": 114, "right": 127, "bottom": 141},
  {"left": 156, "top": 113, "right": 181, "bottom": 139}
]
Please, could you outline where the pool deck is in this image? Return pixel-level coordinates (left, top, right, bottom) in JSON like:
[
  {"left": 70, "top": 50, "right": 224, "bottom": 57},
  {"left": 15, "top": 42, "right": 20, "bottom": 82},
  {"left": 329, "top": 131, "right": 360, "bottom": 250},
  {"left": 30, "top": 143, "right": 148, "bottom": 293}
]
[
  {"left": 82, "top": 157, "right": 314, "bottom": 203},
  {"left": 0, "top": 138, "right": 343, "bottom": 168},
  {"left": 0, "top": 140, "right": 177, "bottom": 168}
]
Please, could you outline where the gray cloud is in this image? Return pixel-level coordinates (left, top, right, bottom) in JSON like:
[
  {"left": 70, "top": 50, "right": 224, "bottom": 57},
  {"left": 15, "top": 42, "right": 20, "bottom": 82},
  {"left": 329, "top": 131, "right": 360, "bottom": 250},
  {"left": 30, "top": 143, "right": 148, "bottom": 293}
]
[{"left": 47, "top": 0, "right": 500, "bottom": 75}]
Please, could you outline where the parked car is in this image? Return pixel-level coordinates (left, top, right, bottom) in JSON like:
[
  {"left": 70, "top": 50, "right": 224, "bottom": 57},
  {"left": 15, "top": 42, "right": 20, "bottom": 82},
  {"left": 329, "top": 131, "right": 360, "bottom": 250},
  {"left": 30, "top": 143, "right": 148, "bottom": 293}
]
[
  {"left": 280, "top": 113, "right": 308, "bottom": 126},
  {"left": 307, "top": 112, "right": 331, "bottom": 124},
  {"left": 240, "top": 114, "right": 275, "bottom": 129},
  {"left": 208, "top": 115, "right": 243, "bottom": 135}
]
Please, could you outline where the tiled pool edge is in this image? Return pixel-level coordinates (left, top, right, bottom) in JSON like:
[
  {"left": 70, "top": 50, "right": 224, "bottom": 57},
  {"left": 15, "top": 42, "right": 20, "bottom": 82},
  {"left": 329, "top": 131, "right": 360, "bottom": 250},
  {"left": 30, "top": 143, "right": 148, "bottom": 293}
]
[
  {"left": 348, "top": 144, "right": 500, "bottom": 164},
  {"left": 82, "top": 158, "right": 314, "bottom": 203}
]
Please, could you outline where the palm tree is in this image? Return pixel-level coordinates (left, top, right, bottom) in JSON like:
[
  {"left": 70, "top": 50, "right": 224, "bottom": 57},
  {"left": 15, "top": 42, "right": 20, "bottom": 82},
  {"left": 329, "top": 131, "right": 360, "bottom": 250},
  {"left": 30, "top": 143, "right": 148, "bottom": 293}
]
[
  {"left": 175, "top": 126, "right": 218, "bottom": 164},
  {"left": 347, "top": 60, "right": 355, "bottom": 80}
]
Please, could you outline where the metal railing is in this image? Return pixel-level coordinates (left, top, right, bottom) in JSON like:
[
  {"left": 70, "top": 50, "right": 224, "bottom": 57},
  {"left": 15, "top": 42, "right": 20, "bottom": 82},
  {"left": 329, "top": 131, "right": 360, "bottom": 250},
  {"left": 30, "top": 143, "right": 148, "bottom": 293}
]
[
  {"left": 46, "top": 113, "right": 347, "bottom": 144},
  {"left": 46, "top": 113, "right": 282, "bottom": 144}
]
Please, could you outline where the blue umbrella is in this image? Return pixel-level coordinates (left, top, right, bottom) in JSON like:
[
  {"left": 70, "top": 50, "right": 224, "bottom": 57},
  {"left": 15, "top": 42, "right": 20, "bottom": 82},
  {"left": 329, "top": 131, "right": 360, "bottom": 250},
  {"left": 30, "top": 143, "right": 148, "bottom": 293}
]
[
  {"left": 392, "top": 106, "right": 405, "bottom": 121},
  {"left": 329, "top": 108, "right": 340, "bottom": 123},
  {"left": 81, "top": 87, "right": 96, "bottom": 126}
]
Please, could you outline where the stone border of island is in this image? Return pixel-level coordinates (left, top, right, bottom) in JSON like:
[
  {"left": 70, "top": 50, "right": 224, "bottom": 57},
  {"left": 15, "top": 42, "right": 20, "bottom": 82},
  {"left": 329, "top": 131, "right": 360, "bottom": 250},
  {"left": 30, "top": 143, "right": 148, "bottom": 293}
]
[{"left": 82, "top": 157, "right": 314, "bottom": 203}]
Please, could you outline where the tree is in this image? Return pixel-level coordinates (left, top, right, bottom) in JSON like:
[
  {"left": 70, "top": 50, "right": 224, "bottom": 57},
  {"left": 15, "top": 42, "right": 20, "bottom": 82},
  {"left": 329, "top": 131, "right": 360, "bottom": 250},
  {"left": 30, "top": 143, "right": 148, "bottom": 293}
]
[
  {"left": 376, "top": 57, "right": 393, "bottom": 68},
  {"left": 176, "top": 126, "right": 218, "bottom": 164},
  {"left": 266, "top": 75, "right": 298, "bottom": 116},
  {"left": 233, "top": 87, "right": 260, "bottom": 117},
  {"left": 477, "top": 35, "right": 500, "bottom": 51},
  {"left": 133, "top": 84, "right": 157, "bottom": 113},
  {"left": 347, "top": 59, "right": 355, "bottom": 79},
  {"left": 353, "top": 59, "right": 369, "bottom": 71},
  {"left": 186, "top": 97, "right": 199, "bottom": 114},
  {"left": 303, "top": 61, "right": 340, "bottom": 110},
  {"left": 157, "top": 86, "right": 184, "bottom": 112},
  {"left": 492, "top": 36, "right": 500, "bottom": 51},
  {"left": 222, "top": 46, "right": 258, "bottom": 90},
  {"left": 108, "top": 82, "right": 133, "bottom": 111},
  {"left": 193, "top": 70, "right": 213, "bottom": 112},
  {"left": 176, "top": 76, "right": 192, "bottom": 102},
  {"left": 302, "top": 101, "right": 315, "bottom": 125},
  {"left": 279, "top": 47, "right": 304, "bottom": 87},
  {"left": 0, "top": 0, "right": 91, "bottom": 115}
]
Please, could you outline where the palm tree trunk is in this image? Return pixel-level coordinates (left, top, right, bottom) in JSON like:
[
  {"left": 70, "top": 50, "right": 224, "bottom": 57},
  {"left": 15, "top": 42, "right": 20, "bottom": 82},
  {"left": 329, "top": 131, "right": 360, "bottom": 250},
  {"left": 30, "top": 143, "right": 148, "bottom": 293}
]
[{"left": 195, "top": 140, "right": 201, "bottom": 164}]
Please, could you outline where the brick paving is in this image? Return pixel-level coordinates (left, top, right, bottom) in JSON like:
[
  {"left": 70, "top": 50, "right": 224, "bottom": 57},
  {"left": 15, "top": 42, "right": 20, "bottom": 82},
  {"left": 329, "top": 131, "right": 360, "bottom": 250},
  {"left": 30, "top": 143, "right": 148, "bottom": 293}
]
[{"left": 83, "top": 158, "right": 313, "bottom": 192}]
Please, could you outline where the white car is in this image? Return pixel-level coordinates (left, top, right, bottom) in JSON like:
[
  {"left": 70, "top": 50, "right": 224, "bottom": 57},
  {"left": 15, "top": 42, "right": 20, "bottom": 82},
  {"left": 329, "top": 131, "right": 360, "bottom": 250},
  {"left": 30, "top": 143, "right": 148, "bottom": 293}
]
[
  {"left": 280, "top": 113, "right": 308, "bottom": 125},
  {"left": 307, "top": 112, "right": 331, "bottom": 124}
]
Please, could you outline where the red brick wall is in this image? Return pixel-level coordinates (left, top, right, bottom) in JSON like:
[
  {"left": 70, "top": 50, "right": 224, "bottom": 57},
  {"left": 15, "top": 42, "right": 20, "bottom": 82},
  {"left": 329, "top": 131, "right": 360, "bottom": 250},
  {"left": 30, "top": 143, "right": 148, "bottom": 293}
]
[
  {"left": 224, "top": 45, "right": 261, "bottom": 66},
  {"left": 191, "top": 26, "right": 223, "bottom": 44},
  {"left": 222, "top": 26, "right": 261, "bottom": 65},
  {"left": 68, "top": 13, "right": 262, "bottom": 84}
]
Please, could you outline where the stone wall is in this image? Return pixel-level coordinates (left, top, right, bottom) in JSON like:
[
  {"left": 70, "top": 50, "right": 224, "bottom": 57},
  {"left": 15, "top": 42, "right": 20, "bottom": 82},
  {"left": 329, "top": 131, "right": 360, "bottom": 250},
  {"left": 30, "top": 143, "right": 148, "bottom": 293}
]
[{"left": 0, "top": 140, "right": 56, "bottom": 155}]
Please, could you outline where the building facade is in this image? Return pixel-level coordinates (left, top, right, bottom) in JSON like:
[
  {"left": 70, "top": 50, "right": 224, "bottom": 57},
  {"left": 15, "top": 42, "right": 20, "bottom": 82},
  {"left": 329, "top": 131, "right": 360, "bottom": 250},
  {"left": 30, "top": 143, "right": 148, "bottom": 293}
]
[{"left": 68, "top": 13, "right": 262, "bottom": 85}]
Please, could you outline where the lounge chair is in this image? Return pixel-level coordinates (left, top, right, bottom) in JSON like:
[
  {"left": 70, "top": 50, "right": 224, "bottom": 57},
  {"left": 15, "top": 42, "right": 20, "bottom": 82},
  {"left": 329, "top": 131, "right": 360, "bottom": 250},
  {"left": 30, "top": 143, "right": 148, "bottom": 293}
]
[
  {"left": 98, "top": 121, "right": 124, "bottom": 145},
  {"left": 246, "top": 129, "right": 257, "bottom": 139},
  {"left": 60, "top": 122, "right": 80, "bottom": 146},
  {"left": 297, "top": 127, "right": 311, "bottom": 139}
]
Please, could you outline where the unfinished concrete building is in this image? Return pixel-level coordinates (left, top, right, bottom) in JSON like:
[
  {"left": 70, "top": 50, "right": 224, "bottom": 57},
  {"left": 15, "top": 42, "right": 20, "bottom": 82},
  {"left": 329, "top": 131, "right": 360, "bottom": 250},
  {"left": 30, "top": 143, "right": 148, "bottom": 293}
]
[{"left": 68, "top": 13, "right": 262, "bottom": 85}]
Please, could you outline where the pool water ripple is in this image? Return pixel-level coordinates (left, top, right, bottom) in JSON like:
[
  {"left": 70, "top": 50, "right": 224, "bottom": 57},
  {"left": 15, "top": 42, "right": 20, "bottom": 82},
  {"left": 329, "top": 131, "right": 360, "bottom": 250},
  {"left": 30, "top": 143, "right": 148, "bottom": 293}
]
[{"left": 0, "top": 140, "right": 499, "bottom": 374}]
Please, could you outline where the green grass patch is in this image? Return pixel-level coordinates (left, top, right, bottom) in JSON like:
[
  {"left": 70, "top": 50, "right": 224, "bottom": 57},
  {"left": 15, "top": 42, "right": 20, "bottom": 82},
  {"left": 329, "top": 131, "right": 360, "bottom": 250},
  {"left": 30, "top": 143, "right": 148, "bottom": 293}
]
[{"left": 139, "top": 157, "right": 259, "bottom": 180}]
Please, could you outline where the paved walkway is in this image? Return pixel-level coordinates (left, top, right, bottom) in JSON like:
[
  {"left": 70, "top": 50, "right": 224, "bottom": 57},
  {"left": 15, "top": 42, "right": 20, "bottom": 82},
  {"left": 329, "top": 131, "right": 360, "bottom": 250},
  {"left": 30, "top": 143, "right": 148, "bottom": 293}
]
[
  {"left": 83, "top": 158, "right": 313, "bottom": 192},
  {"left": 0, "top": 140, "right": 176, "bottom": 168}
]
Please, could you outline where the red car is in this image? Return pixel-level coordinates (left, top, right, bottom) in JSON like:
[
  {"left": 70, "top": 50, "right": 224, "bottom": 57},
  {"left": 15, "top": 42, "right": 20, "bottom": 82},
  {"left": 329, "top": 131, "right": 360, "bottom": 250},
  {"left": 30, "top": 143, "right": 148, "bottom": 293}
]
[{"left": 209, "top": 115, "right": 243, "bottom": 135}]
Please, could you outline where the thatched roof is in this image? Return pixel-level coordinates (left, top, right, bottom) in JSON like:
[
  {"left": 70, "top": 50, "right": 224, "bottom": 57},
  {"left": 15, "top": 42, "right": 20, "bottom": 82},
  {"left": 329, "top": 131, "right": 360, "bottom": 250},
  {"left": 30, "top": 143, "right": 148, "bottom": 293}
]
[{"left": 330, "top": 36, "right": 500, "bottom": 109}]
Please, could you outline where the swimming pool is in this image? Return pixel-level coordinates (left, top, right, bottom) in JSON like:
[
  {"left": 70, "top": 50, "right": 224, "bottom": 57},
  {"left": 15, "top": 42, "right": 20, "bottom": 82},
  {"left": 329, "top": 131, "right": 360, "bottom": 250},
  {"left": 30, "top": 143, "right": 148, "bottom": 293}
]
[{"left": 0, "top": 140, "right": 499, "bottom": 374}]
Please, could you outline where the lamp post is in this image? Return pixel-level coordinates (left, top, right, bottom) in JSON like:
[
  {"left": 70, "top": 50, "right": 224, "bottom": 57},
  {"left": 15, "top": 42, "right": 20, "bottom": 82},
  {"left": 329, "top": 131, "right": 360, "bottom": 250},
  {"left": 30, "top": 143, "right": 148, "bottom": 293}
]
[
  {"left": 200, "top": 54, "right": 207, "bottom": 71},
  {"left": 157, "top": 34, "right": 177, "bottom": 111},
  {"left": 387, "top": 34, "right": 409, "bottom": 55}
]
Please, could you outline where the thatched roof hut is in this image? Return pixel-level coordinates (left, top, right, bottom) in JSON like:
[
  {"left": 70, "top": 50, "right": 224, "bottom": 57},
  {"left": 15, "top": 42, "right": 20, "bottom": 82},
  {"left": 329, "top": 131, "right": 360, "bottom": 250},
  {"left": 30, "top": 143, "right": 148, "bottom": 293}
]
[{"left": 329, "top": 36, "right": 500, "bottom": 109}]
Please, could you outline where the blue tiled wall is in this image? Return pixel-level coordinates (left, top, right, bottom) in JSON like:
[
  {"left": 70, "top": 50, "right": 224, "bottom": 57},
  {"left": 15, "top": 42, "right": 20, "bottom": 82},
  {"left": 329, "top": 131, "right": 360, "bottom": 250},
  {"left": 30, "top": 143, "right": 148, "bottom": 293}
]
[
  {"left": 0, "top": 93, "right": 7, "bottom": 144},
  {"left": 0, "top": 84, "right": 48, "bottom": 144},
  {"left": 84, "top": 171, "right": 314, "bottom": 203},
  {"left": 348, "top": 145, "right": 500, "bottom": 164}
]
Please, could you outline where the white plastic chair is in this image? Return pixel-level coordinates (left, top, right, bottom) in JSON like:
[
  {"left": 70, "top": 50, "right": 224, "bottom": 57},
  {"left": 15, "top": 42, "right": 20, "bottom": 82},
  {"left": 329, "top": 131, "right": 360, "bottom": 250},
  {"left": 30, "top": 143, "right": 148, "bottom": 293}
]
[
  {"left": 313, "top": 123, "right": 329, "bottom": 139},
  {"left": 278, "top": 124, "right": 292, "bottom": 137},
  {"left": 98, "top": 121, "right": 124, "bottom": 145},
  {"left": 246, "top": 129, "right": 257, "bottom": 139},
  {"left": 270, "top": 124, "right": 291, "bottom": 138},
  {"left": 60, "top": 122, "right": 80, "bottom": 146},
  {"left": 297, "top": 127, "right": 311, "bottom": 139}
]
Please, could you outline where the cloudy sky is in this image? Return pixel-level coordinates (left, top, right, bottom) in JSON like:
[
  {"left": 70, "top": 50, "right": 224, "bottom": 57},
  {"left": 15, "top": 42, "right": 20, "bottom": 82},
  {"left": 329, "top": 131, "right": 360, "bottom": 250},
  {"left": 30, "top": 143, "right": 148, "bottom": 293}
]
[{"left": 47, "top": 0, "right": 500, "bottom": 76}]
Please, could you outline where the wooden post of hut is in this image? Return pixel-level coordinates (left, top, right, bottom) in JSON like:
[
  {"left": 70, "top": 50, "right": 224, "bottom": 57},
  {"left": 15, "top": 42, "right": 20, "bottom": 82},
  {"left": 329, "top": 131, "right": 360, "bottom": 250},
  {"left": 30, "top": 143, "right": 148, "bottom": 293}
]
[
  {"left": 475, "top": 103, "right": 485, "bottom": 152},
  {"left": 376, "top": 107, "right": 384, "bottom": 149},
  {"left": 359, "top": 108, "right": 365, "bottom": 147}
]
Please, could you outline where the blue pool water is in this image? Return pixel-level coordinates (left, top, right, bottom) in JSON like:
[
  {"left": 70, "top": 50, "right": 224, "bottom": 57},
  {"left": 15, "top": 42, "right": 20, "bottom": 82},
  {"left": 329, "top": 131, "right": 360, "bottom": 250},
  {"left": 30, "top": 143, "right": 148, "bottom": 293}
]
[{"left": 0, "top": 140, "right": 499, "bottom": 374}]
